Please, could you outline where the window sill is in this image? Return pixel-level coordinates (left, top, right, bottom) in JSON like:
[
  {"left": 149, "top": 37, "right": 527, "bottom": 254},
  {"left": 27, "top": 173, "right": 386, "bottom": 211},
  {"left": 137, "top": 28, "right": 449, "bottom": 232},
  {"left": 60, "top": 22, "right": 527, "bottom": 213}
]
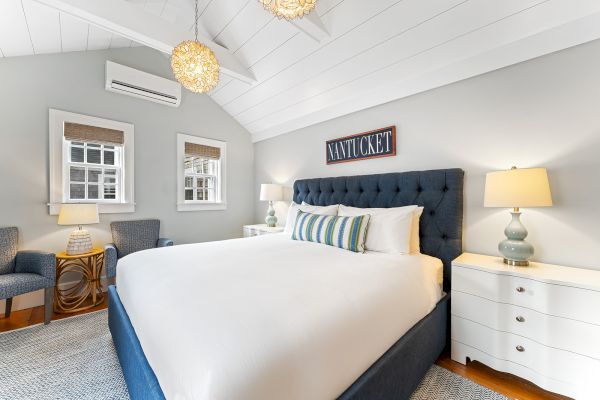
[
  {"left": 48, "top": 202, "right": 135, "bottom": 215},
  {"left": 177, "top": 202, "right": 227, "bottom": 212}
]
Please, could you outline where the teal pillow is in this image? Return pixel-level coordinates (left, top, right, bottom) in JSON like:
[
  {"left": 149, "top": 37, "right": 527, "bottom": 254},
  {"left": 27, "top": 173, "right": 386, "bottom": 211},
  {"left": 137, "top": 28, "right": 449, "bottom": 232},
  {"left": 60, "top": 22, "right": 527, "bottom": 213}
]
[{"left": 291, "top": 211, "right": 370, "bottom": 253}]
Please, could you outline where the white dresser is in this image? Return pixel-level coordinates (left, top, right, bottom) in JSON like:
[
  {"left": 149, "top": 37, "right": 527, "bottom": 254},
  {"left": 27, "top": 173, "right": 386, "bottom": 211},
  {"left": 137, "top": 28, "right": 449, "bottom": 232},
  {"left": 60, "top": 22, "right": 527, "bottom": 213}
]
[
  {"left": 243, "top": 224, "right": 285, "bottom": 238},
  {"left": 451, "top": 253, "right": 600, "bottom": 399}
]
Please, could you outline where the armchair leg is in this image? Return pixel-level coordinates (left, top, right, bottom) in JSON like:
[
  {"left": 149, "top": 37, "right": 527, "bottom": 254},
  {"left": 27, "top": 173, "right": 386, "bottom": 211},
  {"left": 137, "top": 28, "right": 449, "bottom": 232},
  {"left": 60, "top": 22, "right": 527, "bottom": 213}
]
[
  {"left": 44, "top": 288, "right": 53, "bottom": 325},
  {"left": 4, "top": 298, "right": 12, "bottom": 318}
]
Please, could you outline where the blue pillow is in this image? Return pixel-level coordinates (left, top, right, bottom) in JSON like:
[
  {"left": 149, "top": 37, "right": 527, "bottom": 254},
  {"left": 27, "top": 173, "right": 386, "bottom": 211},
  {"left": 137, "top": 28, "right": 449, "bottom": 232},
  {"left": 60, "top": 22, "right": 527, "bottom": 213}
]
[{"left": 292, "top": 211, "right": 370, "bottom": 253}]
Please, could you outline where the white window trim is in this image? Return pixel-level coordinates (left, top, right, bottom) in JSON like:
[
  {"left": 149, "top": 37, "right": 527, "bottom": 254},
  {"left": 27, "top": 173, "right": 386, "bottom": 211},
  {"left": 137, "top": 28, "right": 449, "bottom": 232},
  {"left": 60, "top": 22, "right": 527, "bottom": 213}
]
[
  {"left": 49, "top": 109, "right": 135, "bottom": 215},
  {"left": 177, "top": 133, "right": 227, "bottom": 211}
]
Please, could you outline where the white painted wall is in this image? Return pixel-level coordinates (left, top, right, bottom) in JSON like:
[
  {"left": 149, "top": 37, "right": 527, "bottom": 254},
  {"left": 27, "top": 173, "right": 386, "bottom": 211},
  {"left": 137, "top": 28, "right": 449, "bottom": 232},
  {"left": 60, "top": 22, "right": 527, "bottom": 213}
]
[
  {"left": 254, "top": 39, "right": 600, "bottom": 272},
  {"left": 0, "top": 47, "right": 254, "bottom": 312}
]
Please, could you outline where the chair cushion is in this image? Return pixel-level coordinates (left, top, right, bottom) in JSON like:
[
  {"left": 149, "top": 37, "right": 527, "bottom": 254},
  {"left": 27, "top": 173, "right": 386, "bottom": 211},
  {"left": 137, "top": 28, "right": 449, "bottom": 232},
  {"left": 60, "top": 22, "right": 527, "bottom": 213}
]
[
  {"left": 0, "top": 227, "right": 18, "bottom": 275},
  {"left": 0, "top": 273, "right": 53, "bottom": 299},
  {"left": 111, "top": 219, "right": 160, "bottom": 258}
]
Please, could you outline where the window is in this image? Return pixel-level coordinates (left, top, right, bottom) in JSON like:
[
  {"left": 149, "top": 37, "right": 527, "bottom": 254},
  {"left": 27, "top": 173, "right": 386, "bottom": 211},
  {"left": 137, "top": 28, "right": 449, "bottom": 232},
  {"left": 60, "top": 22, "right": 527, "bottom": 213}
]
[
  {"left": 49, "top": 109, "right": 135, "bottom": 215},
  {"left": 66, "top": 142, "right": 121, "bottom": 201},
  {"left": 177, "top": 133, "right": 226, "bottom": 211}
]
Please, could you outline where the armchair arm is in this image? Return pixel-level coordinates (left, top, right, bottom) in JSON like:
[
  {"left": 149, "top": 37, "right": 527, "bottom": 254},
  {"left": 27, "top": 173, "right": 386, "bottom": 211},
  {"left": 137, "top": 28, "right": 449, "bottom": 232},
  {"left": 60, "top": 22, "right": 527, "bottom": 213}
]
[
  {"left": 15, "top": 251, "right": 56, "bottom": 282},
  {"left": 104, "top": 243, "right": 118, "bottom": 279},
  {"left": 157, "top": 238, "right": 174, "bottom": 248}
]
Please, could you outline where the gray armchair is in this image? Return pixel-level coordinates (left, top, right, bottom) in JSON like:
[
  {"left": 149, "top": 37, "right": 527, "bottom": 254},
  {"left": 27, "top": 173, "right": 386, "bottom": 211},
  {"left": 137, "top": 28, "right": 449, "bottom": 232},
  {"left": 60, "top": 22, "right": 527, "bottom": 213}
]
[
  {"left": 1, "top": 227, "right": 56, "bottom": 324},
  {"left": 104, "top": 219, "right": 173, "bottom": 283}
]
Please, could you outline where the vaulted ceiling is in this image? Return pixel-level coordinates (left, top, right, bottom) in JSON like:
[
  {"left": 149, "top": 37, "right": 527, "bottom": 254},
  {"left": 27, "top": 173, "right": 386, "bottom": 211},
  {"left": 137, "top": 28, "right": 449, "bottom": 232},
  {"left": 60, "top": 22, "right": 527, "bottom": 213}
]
[{"left": 2, "top": 0, "right": 600, "bottom": 142}]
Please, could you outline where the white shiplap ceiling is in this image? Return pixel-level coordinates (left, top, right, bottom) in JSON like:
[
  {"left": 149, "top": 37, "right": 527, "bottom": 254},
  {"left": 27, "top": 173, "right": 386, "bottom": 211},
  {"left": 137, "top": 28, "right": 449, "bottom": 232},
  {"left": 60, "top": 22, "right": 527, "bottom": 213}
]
[{"left": 3, "top": 0, "right": 600, "bottom": 141}]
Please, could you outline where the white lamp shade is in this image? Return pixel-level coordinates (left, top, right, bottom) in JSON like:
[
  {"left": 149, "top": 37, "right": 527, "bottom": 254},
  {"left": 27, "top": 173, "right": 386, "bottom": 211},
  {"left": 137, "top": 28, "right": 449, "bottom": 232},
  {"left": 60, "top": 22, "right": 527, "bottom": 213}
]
[
  {"left": 484, "top": 167, "right": 553, "bottom": 208},
  {"left": 57, "top": 204, "right": 99, "bottom": 225},
  {"left": 260, "top": 184, "right": 283, "bottom": 201}
]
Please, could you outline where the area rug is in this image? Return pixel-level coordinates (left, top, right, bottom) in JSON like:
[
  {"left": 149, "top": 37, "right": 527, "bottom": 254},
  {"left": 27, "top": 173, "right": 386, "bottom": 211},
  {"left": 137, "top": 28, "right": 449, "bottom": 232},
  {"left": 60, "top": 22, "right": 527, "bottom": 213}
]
[{"left": 0, "top": 310, "right": 508, "bottom": 400}]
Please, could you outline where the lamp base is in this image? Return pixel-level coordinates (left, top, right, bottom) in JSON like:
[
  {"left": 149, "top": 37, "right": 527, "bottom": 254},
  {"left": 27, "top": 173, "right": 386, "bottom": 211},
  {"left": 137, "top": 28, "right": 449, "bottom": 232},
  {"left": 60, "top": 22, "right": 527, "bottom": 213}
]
[
  {"left": 265, "top": 201, "right": 277, "bottom": 228},
  {"left": 66, "top": 229, "right": 93, "bottom": 255},
  {"left": 498, "top": 211, "right": 534, "bottom": 267},
  {"left": 503, "top": 258, "right": 529, "bottom": 267}
]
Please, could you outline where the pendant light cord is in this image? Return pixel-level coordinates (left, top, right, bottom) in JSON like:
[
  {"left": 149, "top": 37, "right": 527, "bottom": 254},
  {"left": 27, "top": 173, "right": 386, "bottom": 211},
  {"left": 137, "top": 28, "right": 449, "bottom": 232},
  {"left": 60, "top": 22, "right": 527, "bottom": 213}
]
[{"left": 194, "top": 0, "right": 199, "bottom": 42}]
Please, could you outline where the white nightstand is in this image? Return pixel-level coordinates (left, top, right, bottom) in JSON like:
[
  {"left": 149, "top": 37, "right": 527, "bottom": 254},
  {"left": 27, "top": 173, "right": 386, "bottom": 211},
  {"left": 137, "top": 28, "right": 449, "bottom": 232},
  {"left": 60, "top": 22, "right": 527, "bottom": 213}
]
[
  {"left": 451, "top": 253, "right": 600, "bottom": 400},
  {"left": 243, "top": 224, "right": 284, "bottom": 238}
]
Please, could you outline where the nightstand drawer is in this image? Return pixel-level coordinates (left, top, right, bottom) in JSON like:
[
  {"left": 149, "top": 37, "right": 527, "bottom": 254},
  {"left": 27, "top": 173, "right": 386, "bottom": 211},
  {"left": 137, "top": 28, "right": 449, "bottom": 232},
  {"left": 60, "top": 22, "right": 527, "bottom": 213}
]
[
  {"left": 452, "top": 291, "right": 600, "bottom": 359},
  {"left": 452, "top": 315, "right": 600, "bottom": 388},
  {"left": 451, "top": 341, "right": 581, "bottom": 399},
  {"left": 453, "top": 265, "right": 600, "bottom": 325}
]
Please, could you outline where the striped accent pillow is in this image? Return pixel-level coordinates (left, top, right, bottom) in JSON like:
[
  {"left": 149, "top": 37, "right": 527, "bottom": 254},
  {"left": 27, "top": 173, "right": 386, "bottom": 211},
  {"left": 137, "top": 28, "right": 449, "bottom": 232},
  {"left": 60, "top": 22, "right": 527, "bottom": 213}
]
[{"left": 291, "top": 211, "right": 370, "bottom": 253}]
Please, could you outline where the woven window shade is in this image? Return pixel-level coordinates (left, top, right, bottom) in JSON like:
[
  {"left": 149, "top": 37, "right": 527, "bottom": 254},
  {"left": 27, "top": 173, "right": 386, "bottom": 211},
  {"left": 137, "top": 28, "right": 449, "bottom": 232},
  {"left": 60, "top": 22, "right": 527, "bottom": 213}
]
[
  {"left": 64, "top": 122, "right": 124, "bottom": 145},
  {"left": 185, "top": 142, "right": 221, "bottom": 159}
]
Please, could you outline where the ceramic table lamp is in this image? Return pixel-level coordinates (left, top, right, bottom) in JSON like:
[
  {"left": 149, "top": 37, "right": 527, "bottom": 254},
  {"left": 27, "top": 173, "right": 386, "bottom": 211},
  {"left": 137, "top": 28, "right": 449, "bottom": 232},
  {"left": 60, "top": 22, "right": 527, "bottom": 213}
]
[
  {"left": 260, "top": 184, "right": 283, "bottom": 227},
  {"left": 484, "top": 167, "right": 552, "bottom": 266},
  {"left": 58, "top": 204, "right": 99, "bottom": 255}
]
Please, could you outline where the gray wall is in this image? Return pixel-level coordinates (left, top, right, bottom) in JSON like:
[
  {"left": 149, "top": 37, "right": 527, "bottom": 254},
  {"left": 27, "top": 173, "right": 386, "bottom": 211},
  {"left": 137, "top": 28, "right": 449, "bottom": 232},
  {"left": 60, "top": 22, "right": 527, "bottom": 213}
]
[
  {"left": 0, "top": 47, "right": 254, "bottom": 310},
  {"left": 254, "top": 39, "right": 600, "bottom": 271}
]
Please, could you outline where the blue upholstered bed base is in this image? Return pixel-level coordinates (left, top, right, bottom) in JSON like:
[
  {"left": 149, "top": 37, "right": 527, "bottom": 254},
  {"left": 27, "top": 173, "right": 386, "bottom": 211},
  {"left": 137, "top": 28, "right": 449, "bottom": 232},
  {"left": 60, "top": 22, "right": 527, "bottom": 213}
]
[
  {"left": 108, "top": 168, "right": 463, "bottom": 399},
  {"left": 108, "top": 286, "right": 448, "bottom": 400},
  {"left": 108, "top": 286, "right": 165, "bottom": 400}
]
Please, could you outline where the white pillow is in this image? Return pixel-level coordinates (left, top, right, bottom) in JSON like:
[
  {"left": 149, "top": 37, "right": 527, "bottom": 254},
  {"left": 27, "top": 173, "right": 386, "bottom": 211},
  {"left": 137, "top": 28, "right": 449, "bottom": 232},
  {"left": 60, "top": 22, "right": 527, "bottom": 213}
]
[
  {"left": 284, "top": 202, "right": 339, "bottom": 234},
  {"left": 410, "top": 207, "right": 424, "bottom": 254},
  {"left": 338, "top": 204, "right": 418, "bottom": 254}
]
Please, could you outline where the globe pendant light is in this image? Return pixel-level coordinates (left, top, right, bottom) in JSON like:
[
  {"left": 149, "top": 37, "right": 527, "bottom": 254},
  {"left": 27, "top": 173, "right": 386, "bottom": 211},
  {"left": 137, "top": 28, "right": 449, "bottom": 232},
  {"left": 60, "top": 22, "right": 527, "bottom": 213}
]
[
  {"left": 258, "top": 0, "right": 317, "bottom": 20},
  {"left": 171, "top": 0, "right": 219, "bottom": 93}
]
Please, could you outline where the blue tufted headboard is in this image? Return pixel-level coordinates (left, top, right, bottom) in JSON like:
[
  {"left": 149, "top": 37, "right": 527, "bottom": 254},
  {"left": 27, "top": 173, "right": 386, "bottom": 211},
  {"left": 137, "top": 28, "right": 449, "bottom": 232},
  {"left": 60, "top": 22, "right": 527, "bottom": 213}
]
[{"left": 293, "top": 168, "right": 464, "bottom": 292}]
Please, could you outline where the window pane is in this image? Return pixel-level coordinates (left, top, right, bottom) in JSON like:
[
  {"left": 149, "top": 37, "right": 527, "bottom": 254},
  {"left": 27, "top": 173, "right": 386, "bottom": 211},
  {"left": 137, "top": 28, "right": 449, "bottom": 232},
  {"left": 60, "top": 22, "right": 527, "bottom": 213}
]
[
  {"left": 70, "top": 166, "right": 85, "bottom": 182},
  {"left": 70, "top": 184, "right": 85, "bottom": 199},
  {"left": 185, "top": 177, "right": 193, "bottom": 188},
  {"left": 104, "top": 145, "right": 114, "bottom": 150},
  {"left": 88, "top": 184, "right": 99, "bottom": 199},
  {"left": 197, "top": 189, "right": 205, "bottom": 201},
  {"left": 88, "top": 169, "right": 101, "bottom": 183},
  {"left": 72, "top": 141, "right": 84, "bottom": 146},
  {"left": 185, "top": 189, "right": 193, "bottom": 200},
  {"left": 184, "top": 157, "right": 194, "bottom": 174},
  {"left": 70, "top": 146, "right": 84, "bottom": 163},
  {"left": 87, "top": 147, "right": 101, "bottom": 164},
  {"left": 104, "top": 185, "right": 116, "bottom": 199},
  {"left": 104, "top": 175, "right": 117, "bottom": 185},
  {"left": 105, "top": 169, "right": 116, "bottom": 176},
  {"left": 104, "top": 150, "right": 115, "bottom": 165}
]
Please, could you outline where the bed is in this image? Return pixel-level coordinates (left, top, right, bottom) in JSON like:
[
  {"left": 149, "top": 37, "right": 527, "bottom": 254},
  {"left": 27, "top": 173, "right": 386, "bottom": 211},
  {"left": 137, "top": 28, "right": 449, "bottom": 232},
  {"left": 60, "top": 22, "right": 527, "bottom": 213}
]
[{"left": 108, "top": 168, "right": 464, "bottom": 400}]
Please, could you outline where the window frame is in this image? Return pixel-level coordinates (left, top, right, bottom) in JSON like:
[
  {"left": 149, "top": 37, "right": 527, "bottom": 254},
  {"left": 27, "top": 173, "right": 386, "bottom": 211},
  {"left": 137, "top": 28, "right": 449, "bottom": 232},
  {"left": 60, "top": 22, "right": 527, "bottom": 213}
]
[
  {"left": 49, "top": 109, "right": 135, "bottom": 215},
  {"left": 177, "top": 133, "right": 226, "bottom": 211}
]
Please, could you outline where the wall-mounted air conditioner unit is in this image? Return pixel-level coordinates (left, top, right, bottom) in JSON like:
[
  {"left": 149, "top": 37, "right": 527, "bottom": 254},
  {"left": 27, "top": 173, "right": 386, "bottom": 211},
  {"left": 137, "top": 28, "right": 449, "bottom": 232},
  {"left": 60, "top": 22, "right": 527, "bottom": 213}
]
[{"left": 105, "top": 61, "right": 182, "bottom": 107}]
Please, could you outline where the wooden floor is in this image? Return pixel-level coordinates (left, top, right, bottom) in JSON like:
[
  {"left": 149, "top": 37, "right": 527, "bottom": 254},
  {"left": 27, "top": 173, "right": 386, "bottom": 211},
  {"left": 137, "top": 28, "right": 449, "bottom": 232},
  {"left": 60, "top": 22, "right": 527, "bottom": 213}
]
[{"left": 1, "top": 302, "right": 569, "bottom": 400}]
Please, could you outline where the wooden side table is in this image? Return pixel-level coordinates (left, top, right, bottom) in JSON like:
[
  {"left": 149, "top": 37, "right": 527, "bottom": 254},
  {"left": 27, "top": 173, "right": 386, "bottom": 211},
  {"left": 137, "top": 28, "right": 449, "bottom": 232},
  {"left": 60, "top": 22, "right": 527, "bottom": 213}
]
[{"left": 54, "top": 248, "right": 105, "bottom": 314}]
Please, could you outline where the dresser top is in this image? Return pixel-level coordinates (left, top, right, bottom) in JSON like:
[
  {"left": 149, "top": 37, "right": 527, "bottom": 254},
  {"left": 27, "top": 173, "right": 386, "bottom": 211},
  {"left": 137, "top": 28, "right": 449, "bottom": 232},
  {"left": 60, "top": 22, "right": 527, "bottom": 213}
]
[{"left": 453, "top": 253, "right": 600, "bottom": 292}]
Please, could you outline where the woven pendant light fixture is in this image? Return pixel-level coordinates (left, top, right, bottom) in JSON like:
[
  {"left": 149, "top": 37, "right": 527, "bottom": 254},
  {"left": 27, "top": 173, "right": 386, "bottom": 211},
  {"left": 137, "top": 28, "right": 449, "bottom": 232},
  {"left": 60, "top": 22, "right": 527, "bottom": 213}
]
[
  {"left": 258, "top": 0, "right": 317, "bottom": 20},
  {"left": 171, "top": 0, "right": 219, "bottom": 93}
]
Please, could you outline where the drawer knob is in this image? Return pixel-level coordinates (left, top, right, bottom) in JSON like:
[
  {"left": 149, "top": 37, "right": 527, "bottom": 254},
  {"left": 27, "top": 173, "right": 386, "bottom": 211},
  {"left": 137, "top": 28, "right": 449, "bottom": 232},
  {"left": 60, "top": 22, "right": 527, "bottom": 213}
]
[
  {"left": 516, "top": 345, "right": 525, "bottom": 352},
  {"left": 516, "top": 316, "right": 525, "bottom": 323},
  {"left": 516, "top": 286, "right": 525, "bottom": 293}
]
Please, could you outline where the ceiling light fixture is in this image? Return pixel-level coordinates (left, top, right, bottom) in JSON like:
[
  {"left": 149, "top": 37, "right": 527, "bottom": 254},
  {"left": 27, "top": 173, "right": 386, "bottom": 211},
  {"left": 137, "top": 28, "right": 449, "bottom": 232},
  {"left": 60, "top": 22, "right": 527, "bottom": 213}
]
[
  {"left": 258, "top": 0, "right": 317, "bottom": 20},
  {"left": 171, "top": 0, "right": 219, "bottom": 93}
]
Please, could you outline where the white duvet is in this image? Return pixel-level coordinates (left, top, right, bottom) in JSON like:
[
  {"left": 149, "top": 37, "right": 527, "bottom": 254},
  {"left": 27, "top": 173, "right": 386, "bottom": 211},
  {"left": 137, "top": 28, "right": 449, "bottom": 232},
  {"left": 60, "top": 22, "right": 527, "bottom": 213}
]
[{"left": 117, "top": 233, "right": 443, "bottom": 400}]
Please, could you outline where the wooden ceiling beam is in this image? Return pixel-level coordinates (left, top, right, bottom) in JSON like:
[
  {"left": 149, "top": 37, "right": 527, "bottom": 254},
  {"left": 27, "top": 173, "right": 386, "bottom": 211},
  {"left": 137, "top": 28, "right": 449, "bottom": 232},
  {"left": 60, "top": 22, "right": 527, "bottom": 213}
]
[
  {"left": 33, "top": 0, "right": 256, "bottom": 83},
  {"left": 290, "top": 12, "right": 329, "bottom": 42}
]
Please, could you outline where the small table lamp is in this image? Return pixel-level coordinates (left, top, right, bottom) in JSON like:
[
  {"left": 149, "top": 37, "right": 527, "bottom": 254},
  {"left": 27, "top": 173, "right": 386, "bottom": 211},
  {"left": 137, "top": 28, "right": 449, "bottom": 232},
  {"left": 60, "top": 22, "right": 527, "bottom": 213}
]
[
  {"left": 58, "top": 204, "right": 99, "bottom": 255},
  {"left": 260, "top": 184, "right": 283, "bottom": 227},
  {"left": 484, "top": 166, "right": 553, "bottom": 266}
]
